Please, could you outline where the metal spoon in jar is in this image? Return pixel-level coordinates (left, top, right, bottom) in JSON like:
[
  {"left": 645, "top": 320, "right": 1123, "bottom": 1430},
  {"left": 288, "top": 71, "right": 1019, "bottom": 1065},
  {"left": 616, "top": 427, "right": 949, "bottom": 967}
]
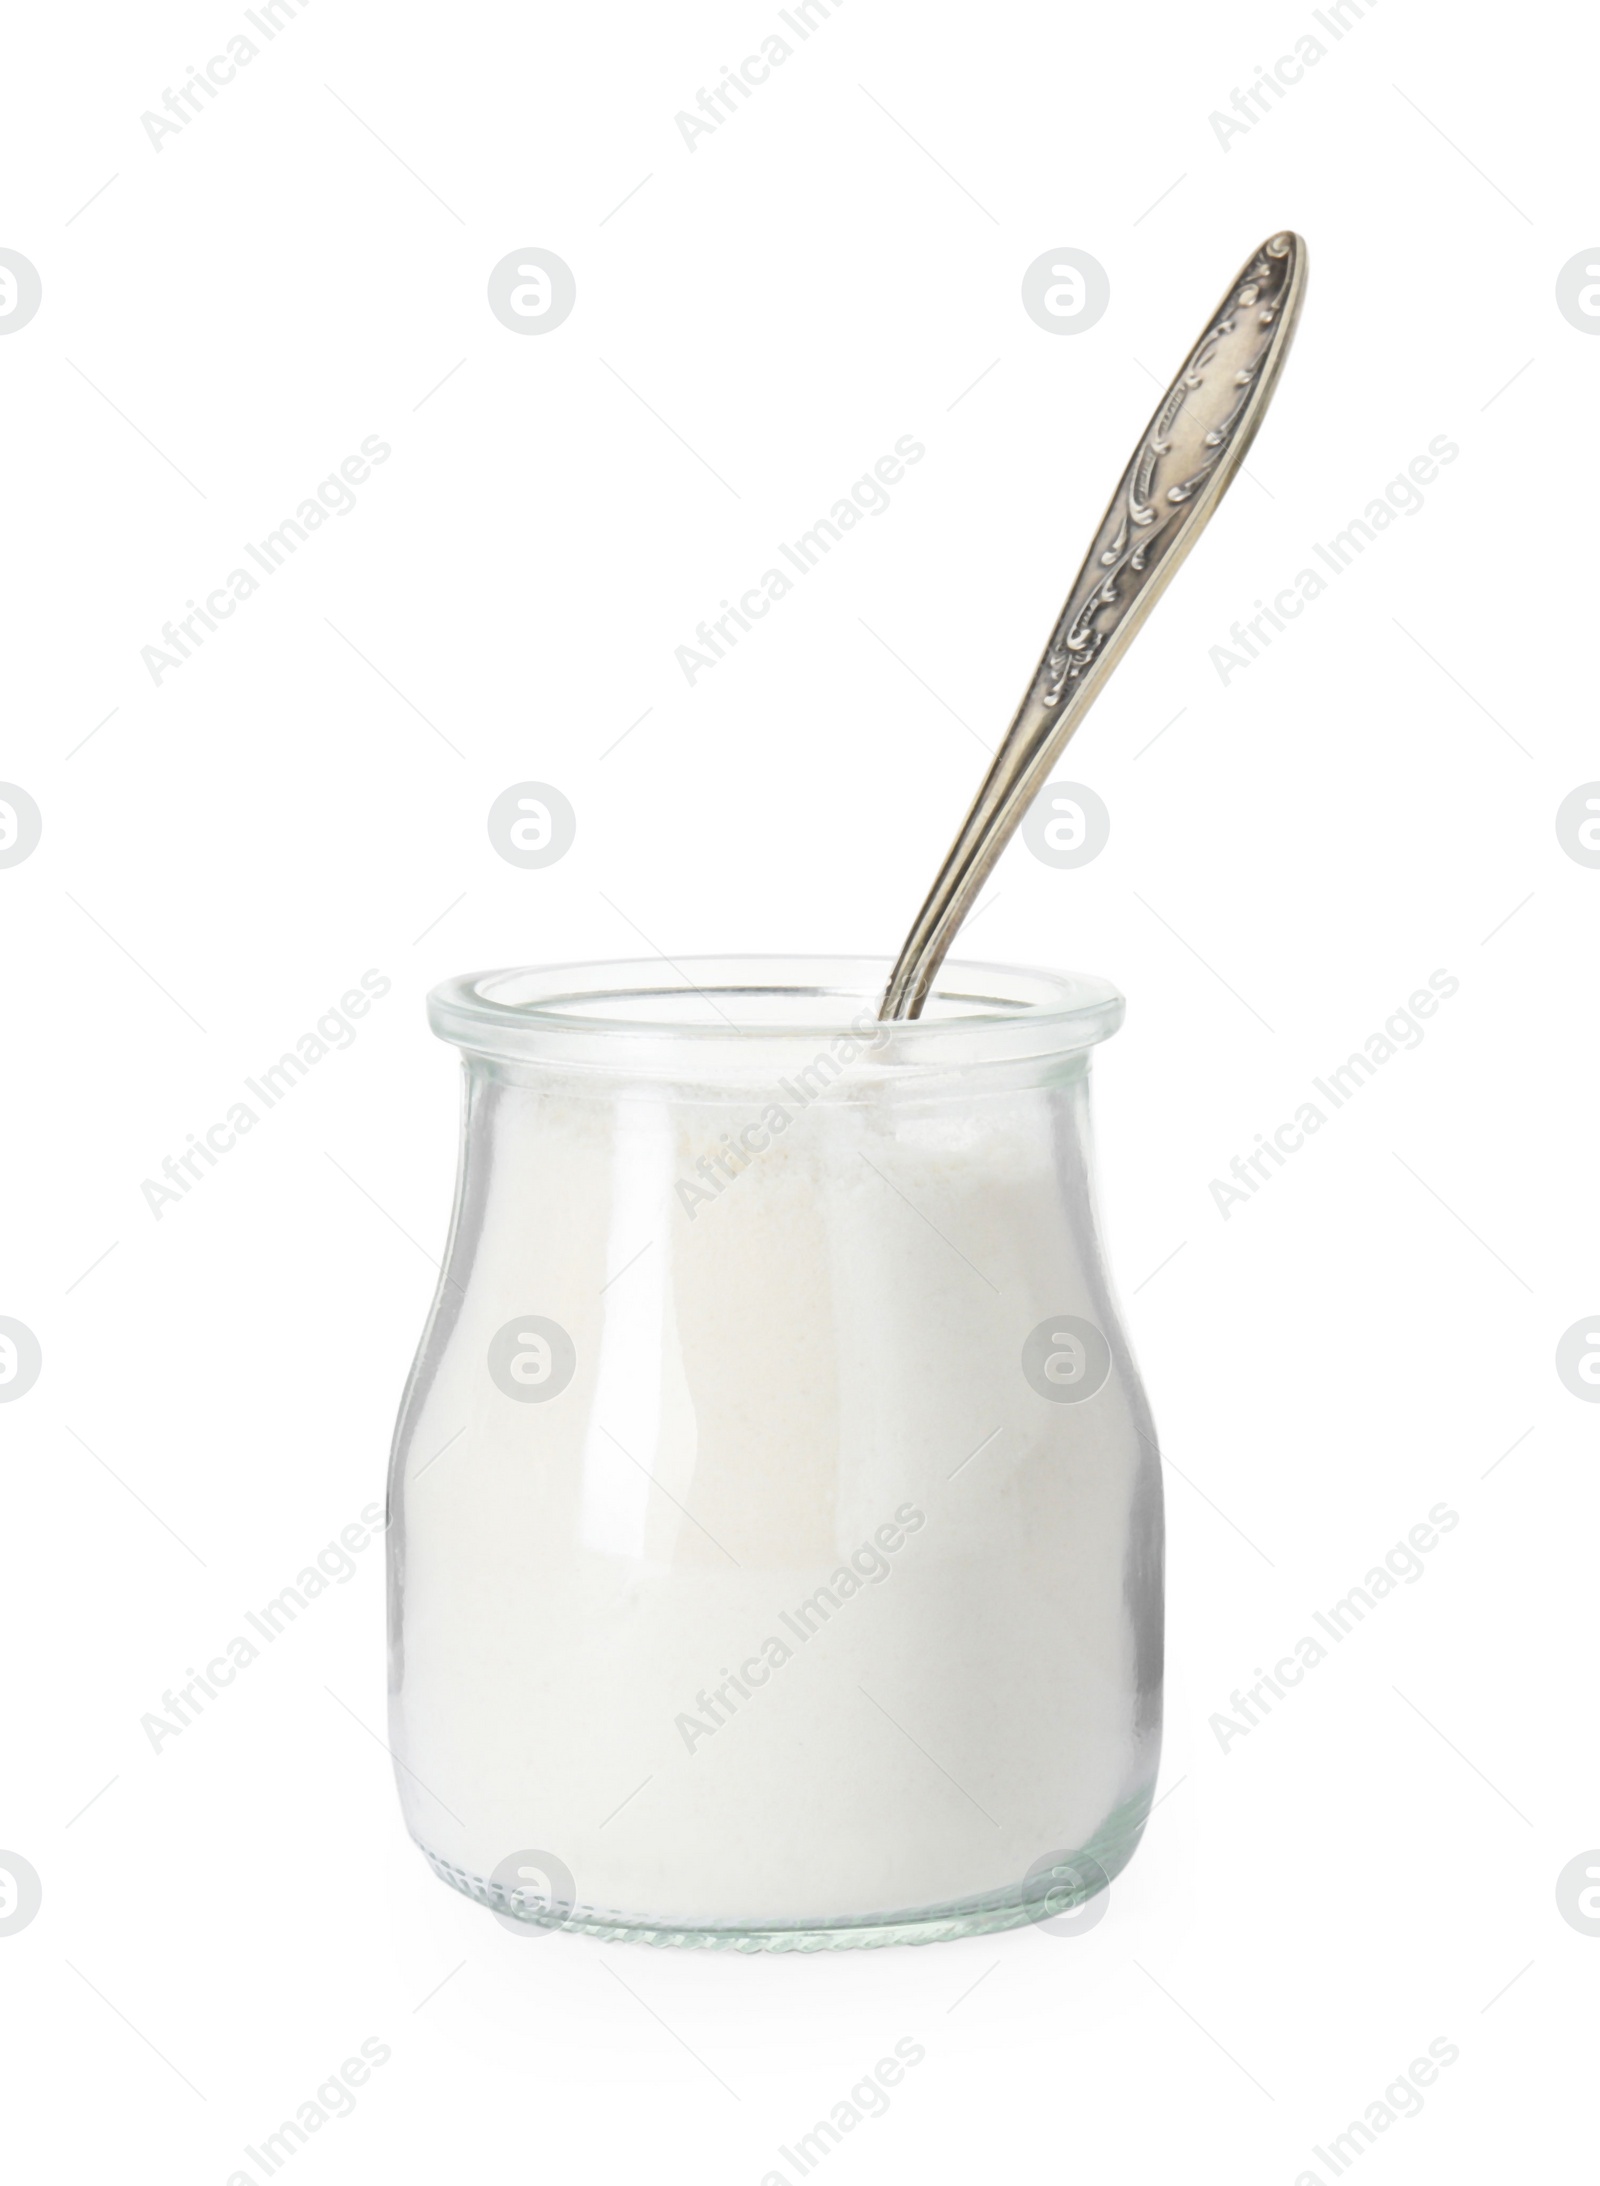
[{"left": 879, "top": 230, "right": 1308, "bottom": 1022}]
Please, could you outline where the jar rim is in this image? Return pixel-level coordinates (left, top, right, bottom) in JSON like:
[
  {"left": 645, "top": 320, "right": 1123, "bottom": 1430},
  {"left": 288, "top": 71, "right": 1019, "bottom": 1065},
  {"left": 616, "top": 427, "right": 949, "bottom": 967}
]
[{"left": 427, "top": 955, "right": 1123, "bottom": 1075}]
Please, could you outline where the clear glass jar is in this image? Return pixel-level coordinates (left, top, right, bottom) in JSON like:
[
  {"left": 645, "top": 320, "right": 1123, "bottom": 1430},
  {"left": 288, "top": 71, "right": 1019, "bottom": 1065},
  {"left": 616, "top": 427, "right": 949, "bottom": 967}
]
[{"left": 386, "top": 955, "right": 1163, "bottom": 1949}]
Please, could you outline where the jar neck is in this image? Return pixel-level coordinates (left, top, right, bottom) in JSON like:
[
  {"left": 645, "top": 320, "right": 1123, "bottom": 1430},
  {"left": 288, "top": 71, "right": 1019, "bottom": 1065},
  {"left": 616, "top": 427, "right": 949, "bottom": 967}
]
[{"left": 429, "top": 955, "right": 1124, "bottom": 1090}]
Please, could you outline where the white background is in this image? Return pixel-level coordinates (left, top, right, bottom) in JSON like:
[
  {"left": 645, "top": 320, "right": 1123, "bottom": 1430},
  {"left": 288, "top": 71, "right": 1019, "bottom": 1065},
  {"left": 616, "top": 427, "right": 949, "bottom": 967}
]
[{"left": 2, "top": 0, "right": 1595, "bottom": 2178}]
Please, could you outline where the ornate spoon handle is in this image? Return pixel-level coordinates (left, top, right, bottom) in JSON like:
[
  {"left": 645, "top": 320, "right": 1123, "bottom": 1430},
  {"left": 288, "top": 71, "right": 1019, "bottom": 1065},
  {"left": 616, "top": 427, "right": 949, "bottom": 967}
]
[{"left": 879, "top": 230, "right": 1308, "bottom": 1021}]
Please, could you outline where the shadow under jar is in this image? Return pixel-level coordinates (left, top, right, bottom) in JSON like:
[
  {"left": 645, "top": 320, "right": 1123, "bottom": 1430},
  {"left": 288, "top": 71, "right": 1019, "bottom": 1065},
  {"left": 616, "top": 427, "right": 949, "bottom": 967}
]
[{"left": 386, "top": 955, "right": 1163, "bottom": 1949}]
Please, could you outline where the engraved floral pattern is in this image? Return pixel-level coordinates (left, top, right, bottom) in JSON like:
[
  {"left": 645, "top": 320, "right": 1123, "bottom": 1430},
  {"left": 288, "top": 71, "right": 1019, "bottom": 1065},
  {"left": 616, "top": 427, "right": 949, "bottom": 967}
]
[{"left": 1038, "top": 234, "right": 1300, "bottom": 705}]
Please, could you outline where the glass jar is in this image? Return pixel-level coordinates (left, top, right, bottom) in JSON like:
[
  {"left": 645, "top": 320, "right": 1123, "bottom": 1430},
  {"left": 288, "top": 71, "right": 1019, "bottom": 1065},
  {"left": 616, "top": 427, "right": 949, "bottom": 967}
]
[{"left": 386, "top": 955, "right": 1163, "bottom": 1949}]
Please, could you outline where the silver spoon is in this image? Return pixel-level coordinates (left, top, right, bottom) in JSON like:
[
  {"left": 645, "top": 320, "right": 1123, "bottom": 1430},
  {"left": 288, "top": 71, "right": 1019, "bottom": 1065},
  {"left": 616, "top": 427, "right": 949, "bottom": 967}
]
[{"left": 880, "top": 230, "right": 1308, "bottom": 1021}]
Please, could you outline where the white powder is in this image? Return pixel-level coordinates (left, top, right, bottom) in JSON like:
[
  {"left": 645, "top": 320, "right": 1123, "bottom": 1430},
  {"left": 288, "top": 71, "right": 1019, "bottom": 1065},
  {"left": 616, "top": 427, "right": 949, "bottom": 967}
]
[{"left": 389, "top": 995, "right": 1161, "bottom": 1934}]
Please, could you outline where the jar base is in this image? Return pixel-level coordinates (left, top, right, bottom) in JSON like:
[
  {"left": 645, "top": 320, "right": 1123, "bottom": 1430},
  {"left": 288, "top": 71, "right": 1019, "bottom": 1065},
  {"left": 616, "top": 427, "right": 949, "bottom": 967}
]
[{"left": 409, "top": 1789, "right": 1154, "bottom": 1952}]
